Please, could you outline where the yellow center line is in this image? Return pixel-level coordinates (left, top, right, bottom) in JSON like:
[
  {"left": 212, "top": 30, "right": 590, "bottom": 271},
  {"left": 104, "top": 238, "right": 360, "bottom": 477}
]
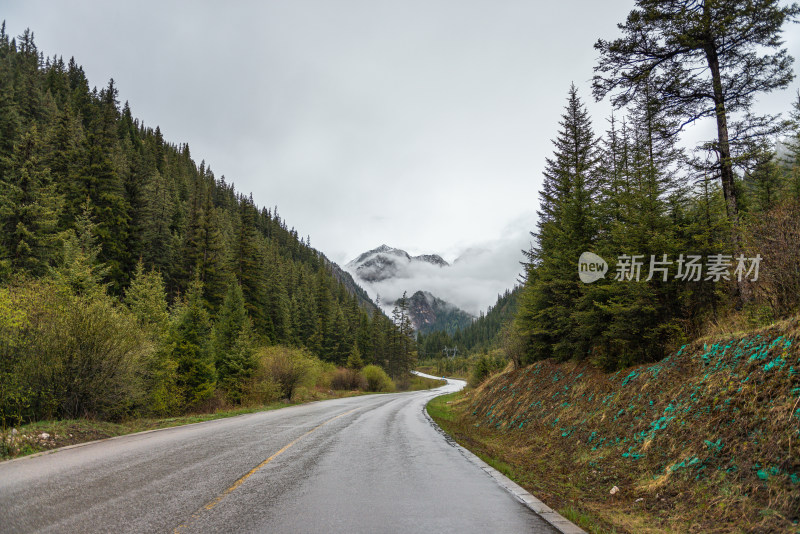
[{"left": 174, "top": 407, "right": 359, "bottom": 533}]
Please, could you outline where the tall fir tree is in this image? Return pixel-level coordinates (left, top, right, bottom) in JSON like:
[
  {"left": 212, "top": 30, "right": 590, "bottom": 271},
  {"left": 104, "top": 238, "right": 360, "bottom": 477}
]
[
  {"left": 167, "top": 277, "right": 216, "bottom": 409},
  {"left": 515, "top": 84, "right": 598, "bottom": 363},
  {"left": 211, "top": 281, "right": 255, "bottom": 403},
  {"left": 593, "top": 0, "right": 800, "bottom": 237},
  {"left": 0, "top": 127, "right": 62, "bottom": 278}
]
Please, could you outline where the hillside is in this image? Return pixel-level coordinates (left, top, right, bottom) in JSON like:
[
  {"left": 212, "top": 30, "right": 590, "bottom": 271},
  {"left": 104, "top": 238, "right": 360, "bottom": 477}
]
[
  {"left": 417, "top": 286, "right": 520, "bottom": 358},
  {"left": 0, "top": 26, "right": 401, "bottom": 360},
  {"left": 441, "top": 319, "right": 800, "bottom": 533},
  {"left": 347, "top": 244, "right": 476, "bottom": 335},
  {"left": 0, "top": 27, "right": 417, "bottom": 426},
  {"left": 326, "top": 259, "right": 381, "bottom": 316},
  {"left": 404, "top": 290, "right": 474, "bottom": 335}
]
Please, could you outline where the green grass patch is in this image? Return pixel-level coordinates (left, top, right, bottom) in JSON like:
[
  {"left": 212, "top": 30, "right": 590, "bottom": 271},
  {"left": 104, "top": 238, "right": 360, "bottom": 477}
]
[
  {"left": 475, "top": 451, "right": 515, "bottom": 478},
  {"left": 426, "top": 391, "right": 460, "bottom": 424}
]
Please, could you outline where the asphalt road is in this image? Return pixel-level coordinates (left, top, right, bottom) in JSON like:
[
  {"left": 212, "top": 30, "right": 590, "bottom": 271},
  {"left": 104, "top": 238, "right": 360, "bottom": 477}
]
[{"left": 0, "top": 375, "right": 558, "bottom": 534}]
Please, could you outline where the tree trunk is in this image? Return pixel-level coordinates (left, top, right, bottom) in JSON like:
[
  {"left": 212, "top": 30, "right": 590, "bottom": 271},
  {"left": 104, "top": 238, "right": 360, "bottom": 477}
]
[
  {"left": 705, "top": 39, "right": 745, "bottom": 303},
  {"left": 704, "top": 43, "right": 740, "bottom": 232}
]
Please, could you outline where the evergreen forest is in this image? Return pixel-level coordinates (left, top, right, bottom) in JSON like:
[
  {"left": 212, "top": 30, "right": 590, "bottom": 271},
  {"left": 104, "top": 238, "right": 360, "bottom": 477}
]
[{"left": 0, "top": 25, "right": 416, "bottom": 425}]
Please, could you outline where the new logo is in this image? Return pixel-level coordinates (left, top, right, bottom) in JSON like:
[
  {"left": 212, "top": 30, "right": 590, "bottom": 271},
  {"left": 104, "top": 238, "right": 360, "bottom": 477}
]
[{"left": 578, "top": 252, "right": 608, "bottom": 283}]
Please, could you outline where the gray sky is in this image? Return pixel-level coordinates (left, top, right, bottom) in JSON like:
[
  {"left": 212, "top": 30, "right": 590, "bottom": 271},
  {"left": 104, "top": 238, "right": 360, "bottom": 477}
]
[{"left": 4, "top": 1, "right": 800, "bottom": 312}]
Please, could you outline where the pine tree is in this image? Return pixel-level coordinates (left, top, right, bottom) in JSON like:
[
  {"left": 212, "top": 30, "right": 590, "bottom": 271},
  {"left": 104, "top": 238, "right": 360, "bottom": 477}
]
[
  {"left": 47, "top": 103, "right": 83, "bottom": 219},
  {"left": 0, "top": 25, "right": 21, "bottom": 175},
  {"left": 347, "top": 343, "right": 364, "bottom": 370},
  {"left": 13, "top": 29, "right": 42, "bottom": 126},
  {"left": 264, "top": 246, "right": 291, "bottom": 344},
  {"left": 124, "top": 259, "right": 169, "bottom": 335},
  {"left": 51, "top": 199, "right": 108, "bottom": 297},
  {"left": 74, "top": 79, "right": 131, "bottom": 292},
  {"left": 211, "top": 281, "right": 255, "bottom": 403},
  {"left": 593, "top": 0, "right": 800, "bottom": 235},
  {"left": 782, "top": 91, "right": 800, "bottom": 201},
  {"left": 516, "top": 84, "right": 598, "bottom": 363},
  {"left": 578, "top": 84, "right": 688, "bottom": 368},
  {"left": 745, "top": 152, "right": 784, "bottom": 212},
  {"left": 167, "top": 277, "right": 216, "bottom": 409},
  {"left": 0, "top": 127, "right": 62, "bottom": 278},
  {"left": 139, "top": 168, "right": 178, "bottom": 281},
  {"left": 234, "top": 195, "right": 268, "bottom": 334},
  {"left": 180, "top": 179, "right": 230, "bottom": 311},
  {"left": 199, "top": 196, "right": 231, "bottom": 312}
]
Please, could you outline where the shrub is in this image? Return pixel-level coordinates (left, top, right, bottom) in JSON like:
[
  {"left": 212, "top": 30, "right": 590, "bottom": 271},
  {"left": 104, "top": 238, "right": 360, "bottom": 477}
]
[
  {"left": 0, "top": 279, "right": 148, "bottom": 424},
  {"left": 469, "top": 350, "right": 507, "bottom": 388},
  {"left": 746, "top": 201, "right": 800, "bottom": 316},
  {"left": 330, "top": 368, "right": 368, "bottom": 391},
  {"left": 253, "top": 346, "right": 320, "bottom": 400},
  {"left": 361, "top": 365, "right": 395, "bottom": 392},
  {"left": 242, "top": 377, "right": 282, "bottom": 406},
  {"left": 315, "top": 361, "right": 337, "bottom": 390}
]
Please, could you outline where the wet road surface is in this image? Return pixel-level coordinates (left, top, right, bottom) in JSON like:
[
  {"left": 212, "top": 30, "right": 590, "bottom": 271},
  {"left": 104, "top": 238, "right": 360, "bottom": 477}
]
[{"left": 0, "top": 375, "right": 558, "bottom": 533}]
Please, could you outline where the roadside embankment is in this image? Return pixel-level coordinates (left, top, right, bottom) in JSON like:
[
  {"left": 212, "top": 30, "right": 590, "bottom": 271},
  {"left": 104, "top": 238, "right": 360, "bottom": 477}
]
[{"left": 430, "top": 318, "right": 800, "bottom": 533}]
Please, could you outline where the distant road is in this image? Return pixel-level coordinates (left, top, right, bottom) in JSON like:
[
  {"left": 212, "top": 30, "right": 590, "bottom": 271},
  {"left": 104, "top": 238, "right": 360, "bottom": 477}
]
[{"left": 0, "top": 374, "right": 557, "bottom": 533}]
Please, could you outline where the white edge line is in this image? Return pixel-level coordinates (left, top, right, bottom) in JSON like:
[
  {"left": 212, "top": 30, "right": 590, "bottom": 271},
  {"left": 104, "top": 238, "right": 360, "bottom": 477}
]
[{"left": 422, "top": 391, "right": 587, "bottom": 534}]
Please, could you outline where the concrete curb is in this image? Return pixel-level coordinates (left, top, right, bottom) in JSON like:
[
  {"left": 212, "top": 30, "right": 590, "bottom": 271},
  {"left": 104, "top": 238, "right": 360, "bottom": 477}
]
[{"left": 423, "top": 398, "right": 587, "bottom": 534}]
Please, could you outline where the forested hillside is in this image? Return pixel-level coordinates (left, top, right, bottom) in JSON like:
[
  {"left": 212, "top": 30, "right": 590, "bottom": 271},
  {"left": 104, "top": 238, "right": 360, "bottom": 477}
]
[
  {"left": 404, "top": 290, "right": 473, "bottom": 336},
  {"left": 0, "top": 25, "right": 415, "bottom": 425},
  {"left": 417, "top": 286, "right": 520, "bottom": 358},
  {"left": 512, "top": 0, "right": 800, "bottom": 371}
]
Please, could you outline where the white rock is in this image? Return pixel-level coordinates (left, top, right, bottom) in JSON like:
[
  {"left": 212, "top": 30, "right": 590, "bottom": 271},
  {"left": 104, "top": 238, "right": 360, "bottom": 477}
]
[
  {"left": 11, "top": 428, "right": 18, "bottom": 436},
  {"left": 610, "top": 485, "right": 620, "bottom": 495},
  {"left": 635, "top": 497, "right": 644, "bottom": 503},
  {"left": 39, "top": 432, "right": 50, "bottom": 440}
]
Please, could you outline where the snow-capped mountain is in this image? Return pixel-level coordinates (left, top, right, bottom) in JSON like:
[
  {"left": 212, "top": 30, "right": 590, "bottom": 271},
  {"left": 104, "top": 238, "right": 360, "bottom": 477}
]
[
  {"left": 346, "top": 245, "right": 474, "bottom": 334},
  {"left": 345, "top": 244, "right": 449, "bottom": 282}
]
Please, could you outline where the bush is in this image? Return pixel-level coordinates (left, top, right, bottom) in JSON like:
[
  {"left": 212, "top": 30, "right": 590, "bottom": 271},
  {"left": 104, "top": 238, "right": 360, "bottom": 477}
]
[
  {"left": 253, "top": 346, "right": 320, "bottom": 400},
  {"left": 361, "top": 365, "right": 395, "bottom": 392},
  {"left": 0, "top": 279, "right": 148, "bottom": 424},
  {"left": 242, "top": 377, "right": 282, "bottom": 406},
  {"left": 469, "top": 350, "right": 507, "bottom": 388},
  {"left": 330, "top": 368, "right": 368, "bottom": 391}
]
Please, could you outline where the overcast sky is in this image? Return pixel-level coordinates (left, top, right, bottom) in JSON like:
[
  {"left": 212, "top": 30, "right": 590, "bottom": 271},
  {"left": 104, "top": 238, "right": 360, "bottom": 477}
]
[{"left": 4, "top": 1, "right": 800, "bottom": 311}]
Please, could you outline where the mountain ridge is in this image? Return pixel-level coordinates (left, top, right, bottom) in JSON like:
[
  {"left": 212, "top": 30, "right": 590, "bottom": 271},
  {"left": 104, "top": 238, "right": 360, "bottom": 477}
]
[
  {"left": 346, "top": 245, "right": 449, "bottom": 282},
  {"left": 400, "top": 290, "right": 474, "bottom": 335},
  {"left": 347, "top": 245, "right": 477, "bottom": 335}
]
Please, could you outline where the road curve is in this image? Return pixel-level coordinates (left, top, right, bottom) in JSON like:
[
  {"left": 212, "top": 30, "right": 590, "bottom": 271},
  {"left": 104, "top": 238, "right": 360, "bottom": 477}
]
[{"left": 0, "top": 375, "right": 558, "bottom": 533}]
